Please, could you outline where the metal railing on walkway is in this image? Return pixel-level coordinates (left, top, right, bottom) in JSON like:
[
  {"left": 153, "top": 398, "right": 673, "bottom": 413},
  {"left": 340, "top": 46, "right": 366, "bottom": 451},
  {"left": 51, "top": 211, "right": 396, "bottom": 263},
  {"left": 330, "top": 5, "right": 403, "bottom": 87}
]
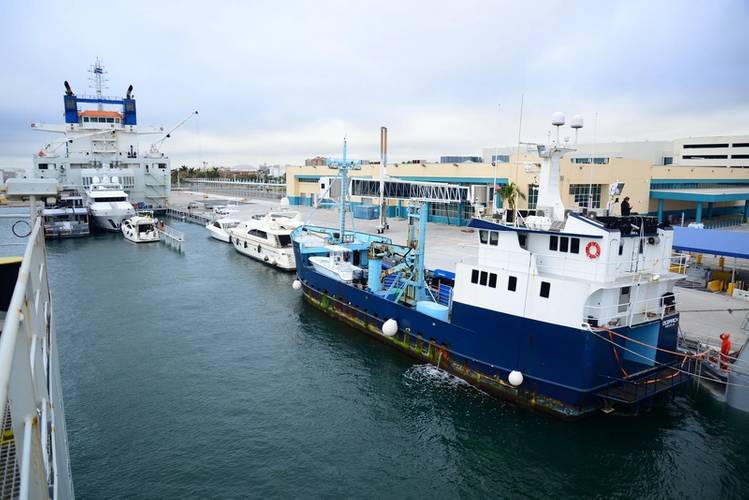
[
  {"left": 158, "top": 224, "right": 185, "bottom": 252},
  {"left": 0, "top": 218, "right": 74, "bottom": 499}
]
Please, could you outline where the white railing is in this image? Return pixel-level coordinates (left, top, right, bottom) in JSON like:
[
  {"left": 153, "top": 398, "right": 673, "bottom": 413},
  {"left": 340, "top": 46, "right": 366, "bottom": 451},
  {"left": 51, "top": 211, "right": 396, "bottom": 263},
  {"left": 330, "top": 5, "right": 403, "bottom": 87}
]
[
  {"left": 532, "top": 250, "right": 690, "bottom": 282},
  {"left": 0, "top": 218, "right": 74, "bottom": 499},
  {"left": 158, "top": 224, "right": 185, "bottom": 252},
  {"left": 583, "top": 292, "right": 679, "bottom": 328}
]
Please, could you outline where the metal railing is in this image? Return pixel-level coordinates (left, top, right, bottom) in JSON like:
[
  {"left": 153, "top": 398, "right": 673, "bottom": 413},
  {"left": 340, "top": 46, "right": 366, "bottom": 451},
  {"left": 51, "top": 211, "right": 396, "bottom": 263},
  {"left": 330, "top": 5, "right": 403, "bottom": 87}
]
[
  {"left": 583, "top": 292, "right": 679, "bottom": 328},
  {"left": 0, "top": 218, "right": 74, "bottom": 499},
  {"left": 158, "top": 224, "right": 185, "bottom": 252}
]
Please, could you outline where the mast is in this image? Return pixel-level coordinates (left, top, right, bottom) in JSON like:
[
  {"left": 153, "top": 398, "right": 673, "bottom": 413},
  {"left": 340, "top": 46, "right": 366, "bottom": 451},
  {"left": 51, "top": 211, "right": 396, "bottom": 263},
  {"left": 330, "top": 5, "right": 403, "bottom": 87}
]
[{"left": 89, "top": 58, "right": 108, "bottom": 111}]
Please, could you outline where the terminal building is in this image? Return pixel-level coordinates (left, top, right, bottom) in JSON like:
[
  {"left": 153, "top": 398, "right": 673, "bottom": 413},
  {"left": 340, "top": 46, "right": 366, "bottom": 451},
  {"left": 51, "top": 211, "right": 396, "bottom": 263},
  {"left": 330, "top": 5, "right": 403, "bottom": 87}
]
[{"left": 285, "top": 134, "right": 749, "bottom": 226}]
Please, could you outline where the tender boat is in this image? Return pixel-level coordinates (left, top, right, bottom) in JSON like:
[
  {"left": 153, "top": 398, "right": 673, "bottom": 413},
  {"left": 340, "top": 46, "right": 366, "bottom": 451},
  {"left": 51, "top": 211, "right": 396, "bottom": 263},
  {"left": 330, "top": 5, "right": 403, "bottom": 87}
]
[
  {"left": 206, "top": 217, "right": 240, "bottom": 243},
  {"left": 229, "top": 211, "right": 302, "bottom": 270},
  {"left": 86, "top": 175, "right": 135, "bottom": 231},
  {"left": 121, "top": 211, "right": 160, "bottom": 243}
]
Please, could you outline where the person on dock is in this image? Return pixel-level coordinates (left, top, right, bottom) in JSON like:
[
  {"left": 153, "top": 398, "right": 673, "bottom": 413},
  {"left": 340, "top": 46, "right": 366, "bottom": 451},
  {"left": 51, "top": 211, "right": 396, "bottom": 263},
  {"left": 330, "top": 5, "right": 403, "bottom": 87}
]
[
  {"left": 621, "top": 196, "right": 632, "bottom": 216},
  {"left": 720, "top": 332, "right": 732, "bottom": 370}
]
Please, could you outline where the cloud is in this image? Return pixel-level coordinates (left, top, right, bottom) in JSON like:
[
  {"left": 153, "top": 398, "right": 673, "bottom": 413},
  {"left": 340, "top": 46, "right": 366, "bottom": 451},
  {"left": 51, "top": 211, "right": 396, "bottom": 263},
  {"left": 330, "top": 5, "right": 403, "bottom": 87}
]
[{"left": 1, "top": 0, "right": 748, "bottom": 167}]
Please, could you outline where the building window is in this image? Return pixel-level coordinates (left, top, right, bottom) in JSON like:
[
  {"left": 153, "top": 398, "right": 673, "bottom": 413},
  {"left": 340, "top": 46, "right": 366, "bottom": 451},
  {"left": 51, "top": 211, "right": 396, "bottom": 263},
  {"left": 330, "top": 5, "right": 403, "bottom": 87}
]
[
  {"left": 479, "top": 230, "right": 488, "bottom": 244},
  {"left": 489, "top": 232, "right": 498, "bottom": 246},
  {"left": 540, "top": 281, "right": 551, "bottom": 298},
  {"left": 549, "top": 235, "right": 558, "bottom": 251},
  {"left": 569, "top": 184, "right": 602, "bottom": 208},
  {"left": 663, "top": 156, "right": 673, "bottom": 165},
  {"left": 683, "top": 143, "right": 728, "bottom": 149},
  {"left": 471, "top": 269, "right": 479, "bottom": 284},
  {"left": 572, "top": 157, "right": 609, "bottom": 165},
  {"left": 508, "top": 276, "right": 517, "bottom": 292},
  {"left": 480, "top": 271, "right": 488, "bottom": 286},
  {"left": 489, "top": 273, "right": 497, "bottom": 288},
  {"left": 570, "top": 237, "right": 580, "bottom": 254},
  {"left": 682, "top": 155, "right": 728, "bottom": 160},
  {"left": 491, "top": 154, "right": 510, "bottom": 163},
  {"left": 527, "top": 184, "right": 539, "bottom": 210}
]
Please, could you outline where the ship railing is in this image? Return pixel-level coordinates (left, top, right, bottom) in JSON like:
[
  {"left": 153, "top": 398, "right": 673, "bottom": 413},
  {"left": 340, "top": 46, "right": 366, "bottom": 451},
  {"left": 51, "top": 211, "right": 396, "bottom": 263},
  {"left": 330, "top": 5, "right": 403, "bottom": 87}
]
[
  {"left": 583, "top": 292, "right": 680, "bottom": 329},
  {"left": 0, "top": 218, "right": 74, "bottom": 499},
  {"left": 532, "top": 250, "right": 690, "bottom": 282}
]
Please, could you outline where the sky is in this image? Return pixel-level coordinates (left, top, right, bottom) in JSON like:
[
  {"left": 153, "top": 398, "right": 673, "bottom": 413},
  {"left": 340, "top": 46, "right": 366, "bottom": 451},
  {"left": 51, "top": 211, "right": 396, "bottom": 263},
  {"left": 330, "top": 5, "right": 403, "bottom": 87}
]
[{"left": 1, "top": 0, "right": 748, "bottom": 168}]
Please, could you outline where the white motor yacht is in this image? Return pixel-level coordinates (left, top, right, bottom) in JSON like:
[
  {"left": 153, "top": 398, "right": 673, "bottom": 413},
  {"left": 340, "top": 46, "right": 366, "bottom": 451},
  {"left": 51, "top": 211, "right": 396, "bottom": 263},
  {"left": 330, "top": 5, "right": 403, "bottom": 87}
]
[
  {"left": 229, "top": 211, "right": 302, "bottom": 270},
  {"left": 206, "top": 217, "right": 240, "bottom": 243},
  {"left": 121, "top": 211, "right": 160, "bottom": 243},
  {"left": 308, "top": 245, "right": 362, "bottom": 281},
  {"left": 86, "top": 175, "right": 135, "bottom": 231}
]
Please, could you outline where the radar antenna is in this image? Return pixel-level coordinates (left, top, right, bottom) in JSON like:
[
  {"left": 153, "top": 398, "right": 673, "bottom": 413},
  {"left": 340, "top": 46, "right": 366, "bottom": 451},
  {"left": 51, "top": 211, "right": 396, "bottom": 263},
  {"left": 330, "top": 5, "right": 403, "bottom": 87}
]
[{"left": 88, "top": 57, "right": 108, "bottom": 110}]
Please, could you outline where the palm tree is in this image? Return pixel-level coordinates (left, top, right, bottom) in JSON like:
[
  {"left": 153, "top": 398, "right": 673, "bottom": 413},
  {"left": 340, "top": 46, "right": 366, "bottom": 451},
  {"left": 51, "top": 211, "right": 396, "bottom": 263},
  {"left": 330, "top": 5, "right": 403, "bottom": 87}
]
[{"left": 498, "top": 182, "right": 526, "bottom": 220}]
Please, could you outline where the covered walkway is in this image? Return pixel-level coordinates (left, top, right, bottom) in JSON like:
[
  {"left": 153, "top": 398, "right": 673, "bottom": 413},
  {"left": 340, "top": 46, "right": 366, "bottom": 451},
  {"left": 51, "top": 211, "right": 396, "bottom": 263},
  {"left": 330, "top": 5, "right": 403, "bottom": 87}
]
[{"left": 651, "top": 187, "right": 749, "bottom": 223}]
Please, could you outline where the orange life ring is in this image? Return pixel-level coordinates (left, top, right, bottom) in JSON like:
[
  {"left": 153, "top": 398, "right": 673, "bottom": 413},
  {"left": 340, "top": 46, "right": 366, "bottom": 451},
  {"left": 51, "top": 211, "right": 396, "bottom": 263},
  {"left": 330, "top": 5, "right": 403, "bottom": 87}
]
[{"left": 585, "top": 241, "right": 601, "bottom": 260}]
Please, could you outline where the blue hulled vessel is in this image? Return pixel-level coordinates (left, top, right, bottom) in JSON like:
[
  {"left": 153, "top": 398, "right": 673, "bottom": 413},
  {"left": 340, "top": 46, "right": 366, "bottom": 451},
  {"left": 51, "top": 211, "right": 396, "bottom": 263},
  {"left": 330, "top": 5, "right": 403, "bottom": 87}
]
[{"left": 291, "top": 118, "right": 691, "bottom": 418}]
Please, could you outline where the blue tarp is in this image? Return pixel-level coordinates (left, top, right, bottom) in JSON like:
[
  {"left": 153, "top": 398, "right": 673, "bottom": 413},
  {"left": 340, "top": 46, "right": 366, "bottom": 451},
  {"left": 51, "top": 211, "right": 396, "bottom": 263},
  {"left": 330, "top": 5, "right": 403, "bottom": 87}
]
[{"left": 672, "top": 226, "right": 749, "bottom": 259}]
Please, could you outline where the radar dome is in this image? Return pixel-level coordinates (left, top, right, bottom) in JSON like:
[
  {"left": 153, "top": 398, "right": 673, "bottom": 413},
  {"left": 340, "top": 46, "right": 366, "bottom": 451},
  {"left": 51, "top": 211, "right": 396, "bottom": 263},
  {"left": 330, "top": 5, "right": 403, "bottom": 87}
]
[
  {"left": 570, "top": 115, "right": 584, "bottom": 129},
  {"left": 551, "top": 112, "right": 565, "bottom": 126}
]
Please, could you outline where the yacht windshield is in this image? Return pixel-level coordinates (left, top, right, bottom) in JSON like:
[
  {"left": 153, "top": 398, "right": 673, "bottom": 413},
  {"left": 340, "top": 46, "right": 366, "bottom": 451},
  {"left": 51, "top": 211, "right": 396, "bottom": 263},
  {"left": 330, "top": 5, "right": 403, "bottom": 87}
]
[
  {"left": 277, "top": 234, "right": 292, "bottom": 247},
  {"left": 94, "top": 196, "right": 127, "bottom": 202}
]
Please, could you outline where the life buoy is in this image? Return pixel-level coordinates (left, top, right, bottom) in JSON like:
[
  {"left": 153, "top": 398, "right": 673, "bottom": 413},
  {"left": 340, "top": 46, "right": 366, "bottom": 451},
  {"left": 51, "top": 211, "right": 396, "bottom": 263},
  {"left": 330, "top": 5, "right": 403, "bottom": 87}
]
[{"left": 585, "top": 241, "right": 601, "bottom": 260}]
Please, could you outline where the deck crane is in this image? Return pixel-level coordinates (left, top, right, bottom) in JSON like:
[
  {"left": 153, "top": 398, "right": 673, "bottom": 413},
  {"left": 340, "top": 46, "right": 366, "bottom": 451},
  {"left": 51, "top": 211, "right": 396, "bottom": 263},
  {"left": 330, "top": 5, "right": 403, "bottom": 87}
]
[{"left": 149, "top": 110, "right": 199, "bottom": 153}]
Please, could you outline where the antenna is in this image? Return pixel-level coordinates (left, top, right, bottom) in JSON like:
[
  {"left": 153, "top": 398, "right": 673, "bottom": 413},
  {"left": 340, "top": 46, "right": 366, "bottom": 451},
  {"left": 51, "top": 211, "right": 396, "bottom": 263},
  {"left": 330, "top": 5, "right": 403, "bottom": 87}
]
[
  {"left": 570, "top": 115, "right": 584, "bottom": 145},
  {"left": 88, "top": 57, "right": 108, "bottom": 110},
  {"left": 551, "top": 112, "right": 565, "bottom": 143}
]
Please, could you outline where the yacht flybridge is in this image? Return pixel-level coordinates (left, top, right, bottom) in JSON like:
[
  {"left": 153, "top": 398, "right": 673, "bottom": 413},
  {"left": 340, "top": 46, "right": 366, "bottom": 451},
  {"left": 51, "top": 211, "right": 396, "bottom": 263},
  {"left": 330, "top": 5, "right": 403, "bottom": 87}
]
[
  {"left": 230, "top": 211, "right": 302, "bottom": 270},
  {"left": 291, "top": 121, "right": 691, "bottom": 418}
]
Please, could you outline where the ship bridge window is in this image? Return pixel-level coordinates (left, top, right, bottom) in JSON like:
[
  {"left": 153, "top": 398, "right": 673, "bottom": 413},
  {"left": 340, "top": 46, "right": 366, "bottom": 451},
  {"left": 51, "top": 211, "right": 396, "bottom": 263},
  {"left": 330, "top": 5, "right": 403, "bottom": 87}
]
[
  {"left": 471, "top": 269, "right": 479, "bottom": 283},
  {"left": 479, "top": 230, "right": 488, "bottom": 244},
  {"left": 508, "top": 276, "right": 517, "bottom": 292},
  {"left": 570, "top": 238, "right": 580, "bottom": 254},
  {"left": 488, "top": 273, "right": 497, "bottom": 288},
  {"left": 559, "top": 236, "right": 569, "bottom": 252},
  {"left": 489, "top": 232, "right": 498, "bottom": 246},
  {"left": 106, "top": 117, "right": 114, "bottom": 123},
  {"left": 38, "top": 163, "right": 48, "bottom": 170},
  {"left": 540, "top": 281, "right": 551, "bottom": 298},
  {"left": 549, "top": 235, "right": 558, "bottom": 251},
  {"left": 83, "top": 117, "right": 90, "bottom": 122},
  {"left": 517, "top": 233, "right": 527, "bottom": 249},
  {"left": 480, "top": 271, "right": 488, "bottom": 286}
]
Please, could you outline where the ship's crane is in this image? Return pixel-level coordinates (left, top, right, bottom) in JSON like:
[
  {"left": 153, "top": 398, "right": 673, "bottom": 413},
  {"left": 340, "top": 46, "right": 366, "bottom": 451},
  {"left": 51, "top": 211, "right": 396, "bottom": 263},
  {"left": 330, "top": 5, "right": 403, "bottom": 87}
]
[{"left": 149, "top": 110, "right": 199, "bottom": 153}]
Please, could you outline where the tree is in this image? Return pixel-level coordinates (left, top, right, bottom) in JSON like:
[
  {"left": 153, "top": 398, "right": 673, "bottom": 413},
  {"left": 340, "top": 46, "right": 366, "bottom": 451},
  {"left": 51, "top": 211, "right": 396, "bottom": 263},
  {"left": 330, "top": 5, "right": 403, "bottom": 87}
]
[{"left": 498, "top": 182, "right": 526, "bottom": 215}]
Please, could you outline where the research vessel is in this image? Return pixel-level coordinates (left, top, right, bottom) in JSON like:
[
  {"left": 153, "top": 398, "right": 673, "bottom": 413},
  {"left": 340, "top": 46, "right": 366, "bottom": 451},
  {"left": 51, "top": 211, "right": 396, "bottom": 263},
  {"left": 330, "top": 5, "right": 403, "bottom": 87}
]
[{"left": 292, "top": 119, "right": 692, "bottom": 418}]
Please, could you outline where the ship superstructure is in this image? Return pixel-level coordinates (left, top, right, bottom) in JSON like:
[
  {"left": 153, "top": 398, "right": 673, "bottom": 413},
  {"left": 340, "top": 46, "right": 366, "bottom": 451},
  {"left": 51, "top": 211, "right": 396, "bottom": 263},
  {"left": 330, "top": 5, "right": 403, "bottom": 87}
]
[
  {"left": 291, "top": 118, "right": 692, "bottom": 418},
  {"left": 30, "top": 59, "right": 195, "bottom": 207}
]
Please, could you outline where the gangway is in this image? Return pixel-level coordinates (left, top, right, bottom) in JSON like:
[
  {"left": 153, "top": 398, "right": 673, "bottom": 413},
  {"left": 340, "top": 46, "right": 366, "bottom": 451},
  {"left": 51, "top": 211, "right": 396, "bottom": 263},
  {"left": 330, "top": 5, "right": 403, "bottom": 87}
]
[
  {"left": 351, "top": 178, "right": 469, "bottom": 203},
  {"left": 158, "top": 224, "right": 184, "bottom": 252}
]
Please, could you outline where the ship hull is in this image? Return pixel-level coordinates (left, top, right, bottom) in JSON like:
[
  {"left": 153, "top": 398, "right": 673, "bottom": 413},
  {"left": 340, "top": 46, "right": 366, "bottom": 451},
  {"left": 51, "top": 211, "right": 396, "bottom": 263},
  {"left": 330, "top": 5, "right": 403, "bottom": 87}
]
[{"left": 294, "top": 246, "right": 689, "bottom": 418}]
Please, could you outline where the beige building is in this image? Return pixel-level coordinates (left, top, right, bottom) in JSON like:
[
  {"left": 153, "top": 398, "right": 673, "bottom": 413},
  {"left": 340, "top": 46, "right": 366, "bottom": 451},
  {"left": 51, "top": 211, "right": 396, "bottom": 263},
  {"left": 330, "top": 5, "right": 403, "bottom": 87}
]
[{"left": 286, "top": 135, "right": 749, "bottom": 225}]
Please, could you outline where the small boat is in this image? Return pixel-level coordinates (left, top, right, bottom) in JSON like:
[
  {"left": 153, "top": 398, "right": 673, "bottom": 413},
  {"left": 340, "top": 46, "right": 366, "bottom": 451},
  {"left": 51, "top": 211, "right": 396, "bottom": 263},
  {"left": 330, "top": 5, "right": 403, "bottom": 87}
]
[
  {"left": 121, "top": 211, "right": 160, "bottom": 243},
  {"left": 206, "top": 217, "right": 240, "bottom": 243},
  {"left": 229, "top": 211, "right": 302, "bottom": 270},
  {"left": 308, "top": 245, "right": 362, "bottom": 281}
]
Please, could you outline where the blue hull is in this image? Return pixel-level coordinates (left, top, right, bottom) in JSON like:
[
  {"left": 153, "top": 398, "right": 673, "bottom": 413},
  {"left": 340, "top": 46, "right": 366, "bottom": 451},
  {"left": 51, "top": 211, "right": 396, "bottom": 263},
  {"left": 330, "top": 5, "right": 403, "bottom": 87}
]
[{"left": 293, "top": 242, "right": 689, "bottom": 418}]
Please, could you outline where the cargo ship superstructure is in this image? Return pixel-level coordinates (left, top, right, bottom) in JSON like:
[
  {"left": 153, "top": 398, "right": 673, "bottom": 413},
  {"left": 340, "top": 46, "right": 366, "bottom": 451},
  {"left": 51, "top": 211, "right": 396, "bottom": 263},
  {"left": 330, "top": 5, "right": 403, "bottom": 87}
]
[
  {"left": 29, "top": 59, "right": 191, "bottom": 207},
  {"left": 292, "top": 118, "right": 692, "bottom": 418}
]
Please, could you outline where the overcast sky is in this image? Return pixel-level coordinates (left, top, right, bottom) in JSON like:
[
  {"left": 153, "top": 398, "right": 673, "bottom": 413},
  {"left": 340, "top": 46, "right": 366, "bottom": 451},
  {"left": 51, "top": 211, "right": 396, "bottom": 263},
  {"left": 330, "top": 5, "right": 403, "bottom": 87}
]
[{"left": 1, "top": 0, "right": 748, "bottom": 168}]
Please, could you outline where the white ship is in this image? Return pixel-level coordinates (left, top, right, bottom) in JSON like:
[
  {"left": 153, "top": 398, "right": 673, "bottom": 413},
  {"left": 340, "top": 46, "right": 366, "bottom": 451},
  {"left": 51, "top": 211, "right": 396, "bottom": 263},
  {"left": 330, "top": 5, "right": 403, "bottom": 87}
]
[
  {"left": 229, "top": 211, "right": 302, "bottom": 270},
  {"left": 86, "top": 175, "right": 135, "bottom": 231},
  {"left": 29, "top": 58, "right": 197, "bottom": 207}
]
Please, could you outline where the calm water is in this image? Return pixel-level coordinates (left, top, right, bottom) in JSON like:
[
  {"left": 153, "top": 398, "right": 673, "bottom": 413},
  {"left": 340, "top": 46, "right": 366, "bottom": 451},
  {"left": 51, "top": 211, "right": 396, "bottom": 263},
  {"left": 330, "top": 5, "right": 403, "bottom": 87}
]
[{"left": 7, "top": 218, "right": 748, "bottom": 498}]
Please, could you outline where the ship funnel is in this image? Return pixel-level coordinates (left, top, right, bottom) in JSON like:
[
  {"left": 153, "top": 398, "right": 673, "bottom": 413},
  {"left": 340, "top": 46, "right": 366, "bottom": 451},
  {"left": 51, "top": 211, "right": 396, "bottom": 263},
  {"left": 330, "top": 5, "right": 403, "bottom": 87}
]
[
  {"left": 64, "top": 81, "right": 74, "bottom": 96},
  {"left": 126, "top": 85, "right": 133, "bottom": 99}
]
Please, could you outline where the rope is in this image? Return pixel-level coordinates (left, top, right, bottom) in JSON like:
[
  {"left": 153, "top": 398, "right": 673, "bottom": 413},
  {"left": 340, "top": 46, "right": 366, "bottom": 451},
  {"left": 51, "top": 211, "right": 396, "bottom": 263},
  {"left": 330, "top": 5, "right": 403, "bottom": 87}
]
[
  {"left": 586, "top": 326, "right": 749, "bottom": 389},
  {"left": 593, "top": 325, "right": 709, "bottom": 360}
]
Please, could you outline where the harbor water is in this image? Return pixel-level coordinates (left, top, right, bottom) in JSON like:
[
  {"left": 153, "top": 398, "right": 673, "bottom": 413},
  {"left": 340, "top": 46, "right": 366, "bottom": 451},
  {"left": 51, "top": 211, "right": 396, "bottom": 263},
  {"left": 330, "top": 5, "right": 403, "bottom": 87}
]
[{"left": 5, "top": 218, "right": 749, "bottom": 498}]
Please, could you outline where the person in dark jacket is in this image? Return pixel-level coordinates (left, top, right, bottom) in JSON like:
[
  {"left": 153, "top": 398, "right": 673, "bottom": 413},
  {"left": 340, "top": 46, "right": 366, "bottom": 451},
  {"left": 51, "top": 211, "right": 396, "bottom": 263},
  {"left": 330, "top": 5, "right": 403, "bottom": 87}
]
[{"left": 621, "top": 197, "right": 631, "bottom": 216}]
